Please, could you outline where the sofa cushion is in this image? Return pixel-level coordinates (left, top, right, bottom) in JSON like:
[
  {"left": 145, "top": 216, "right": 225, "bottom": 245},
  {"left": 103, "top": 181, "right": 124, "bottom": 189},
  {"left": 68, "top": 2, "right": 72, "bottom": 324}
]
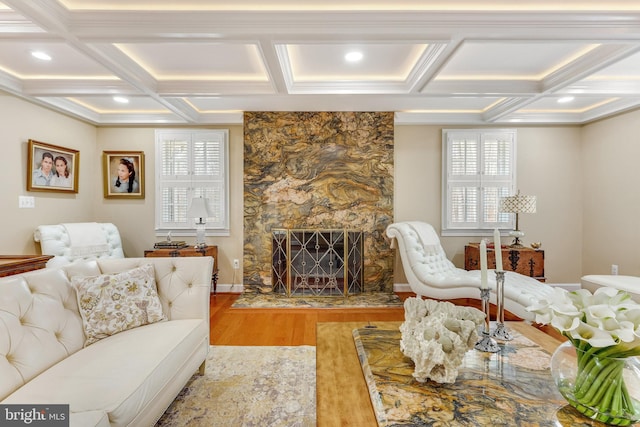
[{"left": 71, "top": 264, "right": 166, "bottom": 346}]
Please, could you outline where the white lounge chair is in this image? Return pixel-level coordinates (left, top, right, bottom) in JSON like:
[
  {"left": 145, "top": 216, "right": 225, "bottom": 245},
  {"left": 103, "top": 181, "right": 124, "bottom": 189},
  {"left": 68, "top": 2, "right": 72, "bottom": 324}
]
[{"left": 386, "top": 221, "right": 553, "bottom": 321}]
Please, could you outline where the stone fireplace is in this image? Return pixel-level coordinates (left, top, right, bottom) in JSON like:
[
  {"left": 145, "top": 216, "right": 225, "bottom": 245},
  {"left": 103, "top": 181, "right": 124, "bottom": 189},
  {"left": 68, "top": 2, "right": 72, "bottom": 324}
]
[{"left": 243, "top": 112, "right": 394, "bottom": 293}]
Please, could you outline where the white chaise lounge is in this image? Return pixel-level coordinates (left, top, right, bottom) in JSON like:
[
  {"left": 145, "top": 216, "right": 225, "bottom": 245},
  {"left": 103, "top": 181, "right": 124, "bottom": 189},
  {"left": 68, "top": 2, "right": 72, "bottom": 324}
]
[{"left": 386, "top": 221, "right": 554, "bottom": 321}]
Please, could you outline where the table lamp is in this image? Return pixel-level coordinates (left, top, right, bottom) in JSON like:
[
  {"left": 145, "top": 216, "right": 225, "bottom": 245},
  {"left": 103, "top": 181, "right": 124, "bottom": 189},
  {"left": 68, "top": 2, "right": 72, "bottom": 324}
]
[
  {"left": 499, "top": 191, "right": 536, "bottom": 248},
  {"left": 187, "top": 197, "right": 213, "bottom": 248}
]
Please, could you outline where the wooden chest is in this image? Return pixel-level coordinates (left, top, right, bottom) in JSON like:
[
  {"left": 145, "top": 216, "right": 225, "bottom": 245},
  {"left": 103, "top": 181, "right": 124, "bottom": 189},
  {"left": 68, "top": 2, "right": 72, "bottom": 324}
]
[{"left": 464, "top": 243, "right": 545, "bottom": 282}]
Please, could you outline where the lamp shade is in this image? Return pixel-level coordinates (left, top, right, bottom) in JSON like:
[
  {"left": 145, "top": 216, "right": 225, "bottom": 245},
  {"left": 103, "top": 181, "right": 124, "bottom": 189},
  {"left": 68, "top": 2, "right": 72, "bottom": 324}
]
[
  {"left": 187, "top": 197, "right": 213, "bottom": 219},
  {"left": 499, "top": 193, "right": 536, "bottom": 214}
]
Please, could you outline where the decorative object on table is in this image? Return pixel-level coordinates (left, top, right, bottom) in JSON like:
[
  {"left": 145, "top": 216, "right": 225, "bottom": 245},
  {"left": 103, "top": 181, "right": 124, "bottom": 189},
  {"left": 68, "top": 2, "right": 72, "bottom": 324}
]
[
  {"left": 491, "top": 270, "right": 513, "bottom": 341},
  {"left": 528, "top": 286, "right": 640, "bottom": 425},
  {"left": 475, "top": 239, "right": 500, "bottom": 352},
  {"left": 187, "top": 197, "right": 213, "bottom": 248},
  {"left": 27, "top": 139, "right": 79, "bottom": 193},
  {"left": 154, "top": 240, "right": 188, "bottom": 249},
  {"left": 499, "top": 190, "right": 537, "bottom": 248},
  {"left": 400, "top": 297, "right": 485, "bottom": 383},
  {"left": 102, "top": 151, "right": 145, "bottom": 199},
  {"left": 491, "top": 229, "right": 512, "bottom": 340},
  {"left": 531, "top": 241, "right": 542, "bottom": 249}
]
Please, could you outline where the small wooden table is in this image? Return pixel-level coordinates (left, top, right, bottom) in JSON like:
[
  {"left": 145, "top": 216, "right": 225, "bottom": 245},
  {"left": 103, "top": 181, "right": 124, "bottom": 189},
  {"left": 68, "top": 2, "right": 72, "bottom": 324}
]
[
  {"left": 316, "top": 321, "right": 562, "bottom": 427},
  {"left": 0, "top": 255, "right": 53, "bottom": 277},
  {"left": 144, "top": 246, "right": 219, "bottom": 293}
]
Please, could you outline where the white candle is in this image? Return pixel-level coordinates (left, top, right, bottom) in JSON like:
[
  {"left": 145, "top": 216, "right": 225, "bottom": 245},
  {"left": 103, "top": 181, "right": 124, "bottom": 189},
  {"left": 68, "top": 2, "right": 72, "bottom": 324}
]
[
  {"left": 494, "top": 228, "right": 503, "bottom": 271},
  {"left": 479, "top": 240, "right": 488, "bottom": 289}
]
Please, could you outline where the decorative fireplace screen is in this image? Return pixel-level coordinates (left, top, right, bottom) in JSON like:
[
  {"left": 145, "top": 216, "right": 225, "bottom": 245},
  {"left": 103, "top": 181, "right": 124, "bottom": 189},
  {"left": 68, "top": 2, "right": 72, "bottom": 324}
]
[{"left": 272, "top": 229, "right": 363, "bottom": 296}]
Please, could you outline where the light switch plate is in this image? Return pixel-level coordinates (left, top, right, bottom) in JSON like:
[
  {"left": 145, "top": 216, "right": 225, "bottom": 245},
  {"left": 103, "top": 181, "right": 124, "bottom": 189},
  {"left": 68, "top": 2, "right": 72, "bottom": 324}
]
[{"left": 19, "top": 196, "right": 35, "bottom": 208}]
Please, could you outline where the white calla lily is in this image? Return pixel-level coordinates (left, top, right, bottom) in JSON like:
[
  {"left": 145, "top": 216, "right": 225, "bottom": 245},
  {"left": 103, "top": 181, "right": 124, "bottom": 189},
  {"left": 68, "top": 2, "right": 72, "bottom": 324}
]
[{"left": 569, "top": 322, "right": 618, "bottom": 347}]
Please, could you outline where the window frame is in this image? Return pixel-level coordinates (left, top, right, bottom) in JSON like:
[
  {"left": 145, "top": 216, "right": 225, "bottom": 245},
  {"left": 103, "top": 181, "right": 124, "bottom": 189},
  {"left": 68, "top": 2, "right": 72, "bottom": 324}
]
[
  {"left": 441, "top": 128, "right": 517, "bottom": 236},
  {"left": 154, "top": 129, "right": 230, "bottom": 237}
]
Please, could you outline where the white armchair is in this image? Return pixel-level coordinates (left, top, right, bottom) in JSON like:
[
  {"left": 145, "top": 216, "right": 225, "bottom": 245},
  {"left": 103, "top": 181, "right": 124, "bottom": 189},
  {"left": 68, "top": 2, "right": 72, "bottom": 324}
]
[
  {"left": 34, "top": 222, "right": 125, "bottom": 268},
  {"left": 386, "top": 221, "right": 553, "bottom": 321}
]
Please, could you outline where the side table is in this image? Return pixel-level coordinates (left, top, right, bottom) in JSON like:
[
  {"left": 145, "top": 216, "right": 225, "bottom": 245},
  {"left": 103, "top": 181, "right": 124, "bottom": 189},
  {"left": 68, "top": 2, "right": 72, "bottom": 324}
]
[
  {"left": 144, "top": 246, "right": 219, "bottom": 293},
  {"left": 0, "top": 255, "right": 53, "bottom": 277},
  {"left": 464, "top": 243, "right": 545, "bottom": 282}
]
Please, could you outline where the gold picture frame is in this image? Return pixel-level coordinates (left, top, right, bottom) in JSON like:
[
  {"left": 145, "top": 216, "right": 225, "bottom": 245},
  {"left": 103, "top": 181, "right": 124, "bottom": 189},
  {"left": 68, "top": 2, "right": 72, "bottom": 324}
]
[
  {"left": 102, "top": 151, "right": 145, "bottom": 199},
  {"left": 27, "top": 139, "right": 79, "bottom": 193}
]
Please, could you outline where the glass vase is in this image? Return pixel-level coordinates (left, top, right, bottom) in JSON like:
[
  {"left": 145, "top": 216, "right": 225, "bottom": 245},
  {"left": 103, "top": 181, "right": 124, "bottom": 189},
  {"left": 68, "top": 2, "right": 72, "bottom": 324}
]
[{"left": 551, "top": 340, "right": 640, "bottom": 426}]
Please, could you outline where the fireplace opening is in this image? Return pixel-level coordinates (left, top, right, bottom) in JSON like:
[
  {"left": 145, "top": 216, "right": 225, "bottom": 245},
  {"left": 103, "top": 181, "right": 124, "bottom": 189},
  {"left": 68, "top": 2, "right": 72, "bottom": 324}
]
[{"left": 272, "top": 229, "right": 363, "bottom": 296}]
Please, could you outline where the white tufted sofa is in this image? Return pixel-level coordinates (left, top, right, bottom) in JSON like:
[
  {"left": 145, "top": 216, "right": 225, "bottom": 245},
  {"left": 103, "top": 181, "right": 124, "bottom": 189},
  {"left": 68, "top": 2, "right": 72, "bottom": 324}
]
[
  {"left": 581, "top": 275, "right": 640, "bottom": 301},
  {"left": 386, "top": 221, "right": 554, "bottom": 321},
  {"left": 34, "top": 223, "right": 125, "bottom": 268},
  {"left": 0, "top": 256, "right": 213, "bottom": 427}
]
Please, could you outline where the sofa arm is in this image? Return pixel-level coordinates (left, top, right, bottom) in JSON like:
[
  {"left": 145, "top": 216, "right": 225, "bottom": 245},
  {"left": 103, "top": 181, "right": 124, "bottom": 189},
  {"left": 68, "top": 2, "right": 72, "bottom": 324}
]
[{"left": 96, "top": 257, "right": 212, "bottom": 321}]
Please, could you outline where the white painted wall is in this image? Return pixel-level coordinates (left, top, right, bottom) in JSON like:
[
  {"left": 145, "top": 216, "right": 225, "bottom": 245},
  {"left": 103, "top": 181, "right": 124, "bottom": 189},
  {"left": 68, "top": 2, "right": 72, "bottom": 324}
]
[
  {"left": 581, "top": 109, "right": 640, "bottom": 276},
  {"left": 0, "top": 95, "right": 97, "bottom": 254}
]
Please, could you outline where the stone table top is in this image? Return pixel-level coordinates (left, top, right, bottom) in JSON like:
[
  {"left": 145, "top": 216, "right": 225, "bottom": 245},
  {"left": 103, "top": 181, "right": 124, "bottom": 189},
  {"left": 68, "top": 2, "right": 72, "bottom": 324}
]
[{"left": 353, "top": 324, "right": 614, "bottom": 426}]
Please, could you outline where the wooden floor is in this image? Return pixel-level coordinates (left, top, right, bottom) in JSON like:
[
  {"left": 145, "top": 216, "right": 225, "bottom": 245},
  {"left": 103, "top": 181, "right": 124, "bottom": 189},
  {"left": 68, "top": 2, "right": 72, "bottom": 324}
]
[
  {"left": 209, "top": 292, "right": 563, "bottom": 345},
  {"left": 210, "top": 292, "right": 407, "bottom": 345}
]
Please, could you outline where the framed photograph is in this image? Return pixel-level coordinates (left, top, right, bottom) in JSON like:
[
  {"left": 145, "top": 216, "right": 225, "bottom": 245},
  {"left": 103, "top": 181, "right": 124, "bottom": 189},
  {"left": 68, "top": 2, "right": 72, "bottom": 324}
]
[
  {"left": 27, "top": 139, "right": 79, "bottom": 193},
  {"left": 103, "top": 151, "right": 145, "bottom": 199}
]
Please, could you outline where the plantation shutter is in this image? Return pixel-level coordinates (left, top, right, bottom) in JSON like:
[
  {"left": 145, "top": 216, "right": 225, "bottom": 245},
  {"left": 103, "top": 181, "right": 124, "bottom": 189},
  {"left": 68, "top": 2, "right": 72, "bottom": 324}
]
[
  {"left": 155, "top": 129, "right": 229, "bottom": 235},
  {"left": 442, "top": 129, "right": 515, "bottom": 234}
]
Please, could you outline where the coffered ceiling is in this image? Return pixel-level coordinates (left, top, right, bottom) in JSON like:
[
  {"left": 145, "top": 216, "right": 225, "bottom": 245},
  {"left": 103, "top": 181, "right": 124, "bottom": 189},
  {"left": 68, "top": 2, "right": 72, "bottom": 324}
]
[{"left": 2, "top": 1, "right": 640, "bottom": 125}]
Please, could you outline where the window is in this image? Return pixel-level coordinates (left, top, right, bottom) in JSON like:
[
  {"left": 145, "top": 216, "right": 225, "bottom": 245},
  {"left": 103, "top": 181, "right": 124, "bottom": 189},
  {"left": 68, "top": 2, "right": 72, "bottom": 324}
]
[
  {"left": 442, "top": 129, "right": 516, "bottom": 235},
  {"left": 155, "top": 129, "right": 229, "bottom": 236}
]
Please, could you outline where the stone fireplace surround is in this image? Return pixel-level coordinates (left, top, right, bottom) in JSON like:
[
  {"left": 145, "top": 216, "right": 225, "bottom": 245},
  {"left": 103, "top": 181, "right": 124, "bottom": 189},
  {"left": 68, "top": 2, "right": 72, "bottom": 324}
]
[{"left": 243, "top": 111, "right": 394, "bottom": 293}]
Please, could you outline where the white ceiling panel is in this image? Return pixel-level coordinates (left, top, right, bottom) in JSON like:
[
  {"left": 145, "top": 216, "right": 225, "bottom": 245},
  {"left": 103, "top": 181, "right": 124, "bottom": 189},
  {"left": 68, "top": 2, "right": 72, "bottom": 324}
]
[
  {"left": 401, "top": 96, "right": 503, "bottom": 111},
  {"left": 115, "top": 43, "right": 269, "bottom": 80},
  {"left": 285, "top": 43, "right": 427, "bottom": 81},
  {"left": 517, "top": 96, "right": 617, "bottom": 112},
  {"left": 436, "top": 41, "right": 598, "bottom": 80},
  {"left": 2, "top": 1, "right": 640, "bottom": 125},
  {"left": 0, "top": 41, "right": 119, "bottom": 78},
  {"left": 64, "top": 96, "right": 172, "bottom": 113}
]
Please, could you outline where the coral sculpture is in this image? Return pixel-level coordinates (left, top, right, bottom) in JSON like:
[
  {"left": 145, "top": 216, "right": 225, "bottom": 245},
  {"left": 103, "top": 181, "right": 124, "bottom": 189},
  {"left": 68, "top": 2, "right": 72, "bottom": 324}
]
[{"left": 400, "top": 297, "right": 485, "bottom": 383}]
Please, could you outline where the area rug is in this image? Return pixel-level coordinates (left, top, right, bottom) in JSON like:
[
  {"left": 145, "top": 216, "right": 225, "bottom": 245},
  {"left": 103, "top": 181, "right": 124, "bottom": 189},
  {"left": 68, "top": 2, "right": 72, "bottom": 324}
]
[
  {"left": 155, "top": 345, "right": 316, "bottom": 427},
  {"left": 353, "top": 327, "right": 596, "bottom": 426},
  {"left": 231, "top": 291, "right": 403, "bottom": 308}
]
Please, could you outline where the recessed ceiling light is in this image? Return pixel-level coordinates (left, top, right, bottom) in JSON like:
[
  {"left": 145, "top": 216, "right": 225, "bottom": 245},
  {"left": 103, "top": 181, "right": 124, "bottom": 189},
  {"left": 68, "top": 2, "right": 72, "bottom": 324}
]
[
  {"left": 345, "top": 51, "right": 363, "bottom": 62},
  {"left": 113, "top": 96, "right": 129, "bottom": 104},
  {"left": 31, "top": 51, "right": 51, "bottom": 61},
  {"left": 557, "top": 96, "right": 575, "bottom": 104}
]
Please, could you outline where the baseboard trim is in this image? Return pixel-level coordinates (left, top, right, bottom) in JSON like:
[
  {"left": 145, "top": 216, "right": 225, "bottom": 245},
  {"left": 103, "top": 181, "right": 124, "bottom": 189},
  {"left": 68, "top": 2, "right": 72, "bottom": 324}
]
[
  {"left": 212, "top": 283, "right": 244, "bottom": 294},
  {"left": 393, "top": 283, "right": 412, "bottom": 293}
]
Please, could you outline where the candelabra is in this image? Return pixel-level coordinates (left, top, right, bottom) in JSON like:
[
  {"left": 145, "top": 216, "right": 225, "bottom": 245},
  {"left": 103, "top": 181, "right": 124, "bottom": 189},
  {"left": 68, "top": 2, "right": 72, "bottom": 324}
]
[
  {"left": 474, "top": 287, "right": 500, "bottom": 353},
  {"left": 491, "top": 270, "right": 513, "bottom": 341}
]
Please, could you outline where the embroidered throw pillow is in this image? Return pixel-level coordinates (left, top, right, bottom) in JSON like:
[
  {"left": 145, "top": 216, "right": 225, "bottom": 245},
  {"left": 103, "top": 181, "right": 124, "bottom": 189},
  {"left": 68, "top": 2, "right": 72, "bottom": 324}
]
[{"left": 72, "top": 264, "right": 167, "bottom": 346}]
